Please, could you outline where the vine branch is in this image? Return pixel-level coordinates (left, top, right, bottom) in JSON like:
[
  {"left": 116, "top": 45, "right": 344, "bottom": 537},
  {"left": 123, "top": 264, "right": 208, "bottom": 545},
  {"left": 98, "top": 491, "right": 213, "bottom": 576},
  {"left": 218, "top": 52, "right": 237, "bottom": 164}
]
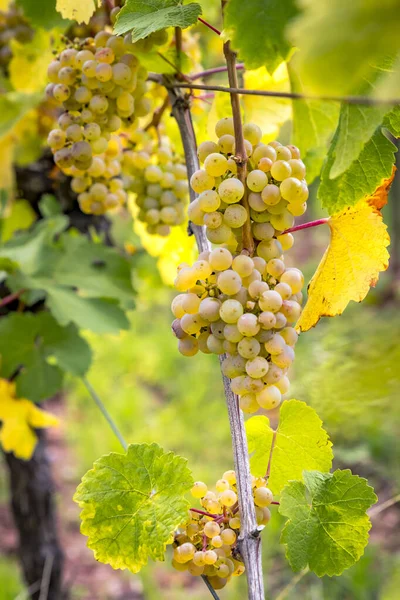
[
  {"left": 165, "top": 74, "right": 265, "bottom": 599},
  {"left": 190, "top": 64, "right": 245, "bottom": 81},
  {"left": 222, "top": 21, "right": 254, "bottom": 255},
  {"left": 168, "top": 82, "right": 400, "bottom": 107}
]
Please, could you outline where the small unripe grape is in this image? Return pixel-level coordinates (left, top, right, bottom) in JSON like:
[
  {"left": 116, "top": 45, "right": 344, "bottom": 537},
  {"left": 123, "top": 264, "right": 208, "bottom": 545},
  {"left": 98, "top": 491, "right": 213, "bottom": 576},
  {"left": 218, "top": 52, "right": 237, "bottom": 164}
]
[
  {"left": 193, "top": 551, "right": 206, "bottom": 566},
  {"left": 223, "top": 470, "right": 236, "bottom": 485},
  {"left": 218, "top": 178, "right": 244, "bottom": 203},
  {"left": 53, "top": 84, "right": 70, "bottom": 102},
  {"left": 90, "top": 95, "right": 109, "bottom": 114},
  {"left": 96, "top": 62, "right": 113, "bottom": 82},
  {"left": 277, "top": 232, "right": 294, "bottom": 251},
  {"left": 72, "top": 140, "right": 92, "bottom": 162},
  {"left": 179, "top": 542, "right": 196, "bottom": 562},
  {"left": 112, "top": 62, "right": 132, "bottom": 85},
  {"left": 229, "top": 517, "right": 241, "bottom": 529},
  {"left": 204, "top": 550, "right": 218, "bottom": 565},
  {"left": 256, "top": 385, "right": 282, "bottom": 409},
  {"left": 47, "top": 129, "right": 66, "bottom": 150},
  {"left": 220, "top": 528, "right": 237, "bottom": 545},
  {"left": 216, "top": 479, "right": 230, "bottom": 492},
  {"left": 258, "top": 157, "right": 273, "bottom": 172},
  {"left": 253, "top": 143, "right": 276, "bottom": 164},
  {"left": 212, "top": 535, "right": 223, "bottom": 548},
  {"left": 220, "top": 489, "right": 237, "bottom": 507},
  {"left": 47, "top": 60, "right": 61, "bottom": 82},
  {"left": 204, "top": 153, "right": 228, "bottom": 177}
]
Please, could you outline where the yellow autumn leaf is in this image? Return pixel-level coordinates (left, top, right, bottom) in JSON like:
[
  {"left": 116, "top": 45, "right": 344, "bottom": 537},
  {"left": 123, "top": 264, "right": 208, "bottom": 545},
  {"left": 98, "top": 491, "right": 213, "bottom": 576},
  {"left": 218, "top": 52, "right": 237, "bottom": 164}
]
[
  {"left": 243, "top": 63, "right": 291, "bottom": 141},
  {"left": 0, "top": 133, "right": 15, "bottom": 202},
  {"left": 297, "top": 172, "right": 394, "bottom": 332},
  {"left": 56, "top": 0, "right": 100, "bottom": 24},
  {"left": 0, "top": 379, "right": 59, "bottom": 460},
  {"left": 0, "top": 0, "right": 11, "bottom": 9},
  {"left": 9, "top": 29, "right": 58, "bottom": 93}
]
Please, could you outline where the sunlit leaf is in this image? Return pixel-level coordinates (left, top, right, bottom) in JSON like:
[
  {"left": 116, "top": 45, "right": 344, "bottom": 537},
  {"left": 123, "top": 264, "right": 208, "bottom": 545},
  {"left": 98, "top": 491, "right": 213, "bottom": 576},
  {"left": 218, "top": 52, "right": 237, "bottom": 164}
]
[
  {"left": 56, "top": 0, "right": 100, "bottom": 24},
  {"left": 297, "top": 172, "right": 394, "bottom": 332}
]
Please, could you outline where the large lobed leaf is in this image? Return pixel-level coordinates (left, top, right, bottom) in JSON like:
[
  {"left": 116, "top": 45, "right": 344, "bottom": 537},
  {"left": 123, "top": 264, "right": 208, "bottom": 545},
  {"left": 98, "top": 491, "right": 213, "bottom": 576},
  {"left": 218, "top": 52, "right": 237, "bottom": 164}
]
[
  {"left": 280, "top": 469, "right": 377, "bottom": 576},
  {"left": 0, "top": 216, "right": 135, "bottom": 334},
  {"left": 297, "top": 172, "right": 393, "bottom": 332},
  {"left": 0, "top": 378, "right": 59, "bottom": 460},
  {"left": 246, "top": 400, "right": 332, "bottom": 494},
  {"left": 224, "top": 0, "right": 298, "bottom": 73},
  {"left": 0, "top": 312, "right": 92, "bottom": 402},
  {"left": 74, "top": 443, "right": 193, "bottom": 572},
  {"left": 114, "top": 0, "right": 202, "bottom": 41}
]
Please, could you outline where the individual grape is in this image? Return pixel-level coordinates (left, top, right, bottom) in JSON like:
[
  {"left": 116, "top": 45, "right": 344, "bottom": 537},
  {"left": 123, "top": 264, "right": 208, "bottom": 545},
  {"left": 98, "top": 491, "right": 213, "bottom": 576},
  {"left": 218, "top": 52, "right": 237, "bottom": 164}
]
[
  {"left": 237, "top": 337, "right": 261, "bottom": 359},
  {"left": 288, "top": 158, "right": 306, "bottom": 179},
  {"left": 246, "top": 169, "right": 268, "bottom": 192},
  {"left": 264, "top": 334, "right": 286, "bottom": 355},
  {"left": 209, "top": 248, "right": 232, "bottom": 271},
  {"left": 248, "top": 191, "right": 267, "bottom": 212},
  {"left": 220, "top": 529, "right": 236, "bottom": 545},
  {"left": 258, "top": 157, "right": 273, "bottom": 172},
  {"left": 261, "top": 184, "right": 281, "bottom": 206},
  {"left": 256, "top": 385, "right": 282, "bottom": 409},
  {"left": 275, "top": 282, "right": 292, "bottom": 300},
  {"left": 206, "top": 223, "right": 232, "bottom": 244},
  {"left": 199, "top": 298, "right": 222, "bottom": 322},
  {"left": 270, "top": 160, "right": 292, "bottom": 181},
  {"left": 239, "top": 393, "right": 259, "bottom": 414},
  {"left": 258, "top": 311, "right": 276, "bottom": 329},
  {"left": 220, "top": 299, "right": 244, "bottom": 324},
  {"left": 198, "top": 190, "right": 221, "bottom": 212},
  {"left": 257, "top": 239, "right": 283, "bottom": 261},
  {"left": 218, "top": 178, "right": 244, "bottom": 203},
  {"left": 204, "top": 153, "right": 228, "bottom": 177},
  {"left": 47, "top": 129, "right": 66, "bottom": 150},
  {"left": 271, "top": 345, "right": 295, "bottom": 368},
  {"left": 204, "top": 521, "right": 220, "bottom": 538},
  {"left": 276, "top": 146, "right": 292, "bottom": 161},
  {"left": 178, "top": 337, "right": 199, "bottom": 356},
  {"left": 220, "top": 490, "right": 237, "bottom": 507},
  {"left": 254, "top": 487, "right": 273, "bottom": 507},
  {"left": 204, "top": 211, "right": 223, "bottom": 229},
  {"left": 215, "top": 117, "right": 234, "bottom": 137},
  {"left": 237, "top": 313, "right": 260, "bottom": 337},
  {"left": 252, "top": 222, "right": 274, "bottom": 241},
  {"left": 207, "top": 334, "right": 225, "bottom": 354},
  {"left": 276, "top": 375, "right": 290, "bottom": 394},
  {"left": 223, "top": 324, "right": 243, "bottom": 344},
  {"left": 253, "top": 143, "right": 276, "bottom": 164},
  {"left": 243, "top": 122, "right": 262, "bottom": 146},
  {"left": 277, "top": 232, "right": 294, "bottom": 251},
  {"left": 245, "top": 356, "right": 269, "bottom": 378},
  {"left": 218, "top": 270, "right": 242, "bottom": 295},
  {"left": 280, "top": 268, "right": 304, "bottom": 293},
  {"left": 223, "top": 204, "right": 247, "bottom": 228},
  {"left": 218, "top": 134, "right": 235, "bottom": 154},
  {"left": 280, "top": 327, "right": 298, "bottom": 346},
  {"left": 259, "top": 290, "right": 283, "bottom": 313},
  {"left": 190, "top": 169, "right": 215, "bottom": 193},
  {"left": 280, "top": 177, "right": 303, "bottom": 202},
  {"left": 198, "top": 140, "right": 219, "bottom": 163},
  {"left": 232, "top": 255, "right": 254, "bottom": 278},
  {"left": 267, "top": 259, "right": 285, "bottom": 278}
]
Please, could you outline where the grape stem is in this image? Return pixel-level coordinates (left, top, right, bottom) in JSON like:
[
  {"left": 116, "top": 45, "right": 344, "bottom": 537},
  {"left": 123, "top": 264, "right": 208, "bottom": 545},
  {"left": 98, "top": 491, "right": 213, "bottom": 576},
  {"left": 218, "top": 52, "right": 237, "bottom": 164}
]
[
  {"left": 282, "top": 218, "right": 329, "bottom": 235},
  {"left": 198, "top": 17, "right": 221, "bottom": 36},
  {"left": 265, "top": 430, "right": 277, "bottom": 482},
  {"left": 0, "top": 289, "right": 26, "bottom": 308},
  {"left": 222, "top": 6, "right": 254, "bottom": 256},
  {"left": 144, "top": 95, "right": 170, "bottom": 142},
  {"left": 167, "top": 82, "right": 400, "bottom": 107},
  {"left": 165, "top": 71, "right": 265, "bottom": 599},
  {"left": 190, "top": 508, "right": 219, "bottom": 518},
  {"left": 190, "top": 64, "right": 245, "bottom": 81}
]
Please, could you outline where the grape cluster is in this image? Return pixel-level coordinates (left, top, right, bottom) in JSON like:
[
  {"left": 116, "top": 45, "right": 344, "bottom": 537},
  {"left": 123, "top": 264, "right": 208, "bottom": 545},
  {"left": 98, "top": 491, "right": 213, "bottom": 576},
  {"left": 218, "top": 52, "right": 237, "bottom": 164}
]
[
  {"left": 171, "top": 470, "right": 273, "bottom": 590},
  {"left": 124, "top": 140, "right": 189, "bottom": 236},
  {"left": 0, "top": 4, "right": 33, "bottom": 72},
  {"left": 172, "top": 247, "right": 302, "bottom": 412},
  {"left": 189, "top": 119, "right": 308, "bottom": 249},
  {"left": 46, "top": 32, "right": 152, "bottom": 214}
]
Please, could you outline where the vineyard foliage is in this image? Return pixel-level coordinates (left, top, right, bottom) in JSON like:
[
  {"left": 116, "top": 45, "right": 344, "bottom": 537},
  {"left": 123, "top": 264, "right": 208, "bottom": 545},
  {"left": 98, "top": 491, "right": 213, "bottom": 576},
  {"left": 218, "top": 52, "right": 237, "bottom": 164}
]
[{"left": 0, "top": 0, "right": 399, "bottom": 596}]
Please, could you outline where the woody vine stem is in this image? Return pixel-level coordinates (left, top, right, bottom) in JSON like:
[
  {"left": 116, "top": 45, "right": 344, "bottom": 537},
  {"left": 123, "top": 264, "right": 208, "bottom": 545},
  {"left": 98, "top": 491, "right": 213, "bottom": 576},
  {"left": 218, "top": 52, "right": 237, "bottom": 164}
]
[{"left": 164, "top": 17, "right": 265, "bottom": 600}]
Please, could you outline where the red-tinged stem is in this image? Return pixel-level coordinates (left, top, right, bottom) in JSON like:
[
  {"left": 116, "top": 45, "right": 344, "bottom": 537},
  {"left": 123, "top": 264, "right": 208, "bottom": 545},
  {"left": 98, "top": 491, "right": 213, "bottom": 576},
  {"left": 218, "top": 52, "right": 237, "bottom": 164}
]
[
  {"left": 265, "top": 430, "right": 277, "bottom": 482},
  {"left": 190, "top": 508, "right": 218, "bottom": 518},
  {"left": 271, "top": 501, "right": 280, "bottom": 506},
  {"left": 282, "top": 218, "right": 330, "bottom": 235},
  {"left": 0, "top": 289, "right": 26, "bottom": 308},
  {"left": 198, "top": 17, "right": 221, "bottom": 36},
  {"left": 191, "top": 64, "right": 245, "bottom": 81},
  {"left": 202, "top": 533, "right": 208, "bottom": 551}
]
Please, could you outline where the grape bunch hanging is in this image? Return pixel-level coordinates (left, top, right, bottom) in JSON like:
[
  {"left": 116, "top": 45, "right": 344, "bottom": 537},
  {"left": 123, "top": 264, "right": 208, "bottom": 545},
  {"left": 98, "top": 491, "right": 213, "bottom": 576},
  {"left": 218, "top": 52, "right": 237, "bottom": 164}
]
[
  {"left": 171, "top": 119, "right": 308, "bottom": 413},
  {"left": 171, "top": 470, "right": 274, "bottom": 589},
  {"left": 46, "top": 30, "right": 154, "bottom": 215}
]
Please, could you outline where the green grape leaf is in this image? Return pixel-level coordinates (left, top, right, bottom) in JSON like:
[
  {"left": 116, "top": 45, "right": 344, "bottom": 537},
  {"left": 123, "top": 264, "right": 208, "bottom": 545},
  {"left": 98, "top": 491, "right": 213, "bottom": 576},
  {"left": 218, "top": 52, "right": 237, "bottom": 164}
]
[
  {"left": 318, "top": 128, "right": 397, "bottom": 215},
  {"left": 225, "top": 0, "right": 298, "bottom": 73},
  {"left": 0, "top": 216, "right": 135, "bottom": 333},
  {"left": 246, "top": 400, "right": 333, "bottom": 494},
  {"left": 74, "top": 443, "right": 193, "bottom": 572},
  {"left": 288, "top": 59, "right": 339, "bottom": 183},
  {"left": 0, "top": 312, "right": 92, "bottom": 402},
  {"left": 133, "top": 47, "right": 192, "bottom": 75},
  {"left": 114, "top": 0, "right": 202, "bottom": 41},
  {"left": 383, "top": 105, "right": 400, "bottom": 137},
  {"left": 279, "top": 469, "right": 377, "bottom": 576},
  {"left": 287, "top": 0, "right": 400, "bottom": 96},
  {"left": 16, "top": 0, "right": 70, "bottom": 29}
]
